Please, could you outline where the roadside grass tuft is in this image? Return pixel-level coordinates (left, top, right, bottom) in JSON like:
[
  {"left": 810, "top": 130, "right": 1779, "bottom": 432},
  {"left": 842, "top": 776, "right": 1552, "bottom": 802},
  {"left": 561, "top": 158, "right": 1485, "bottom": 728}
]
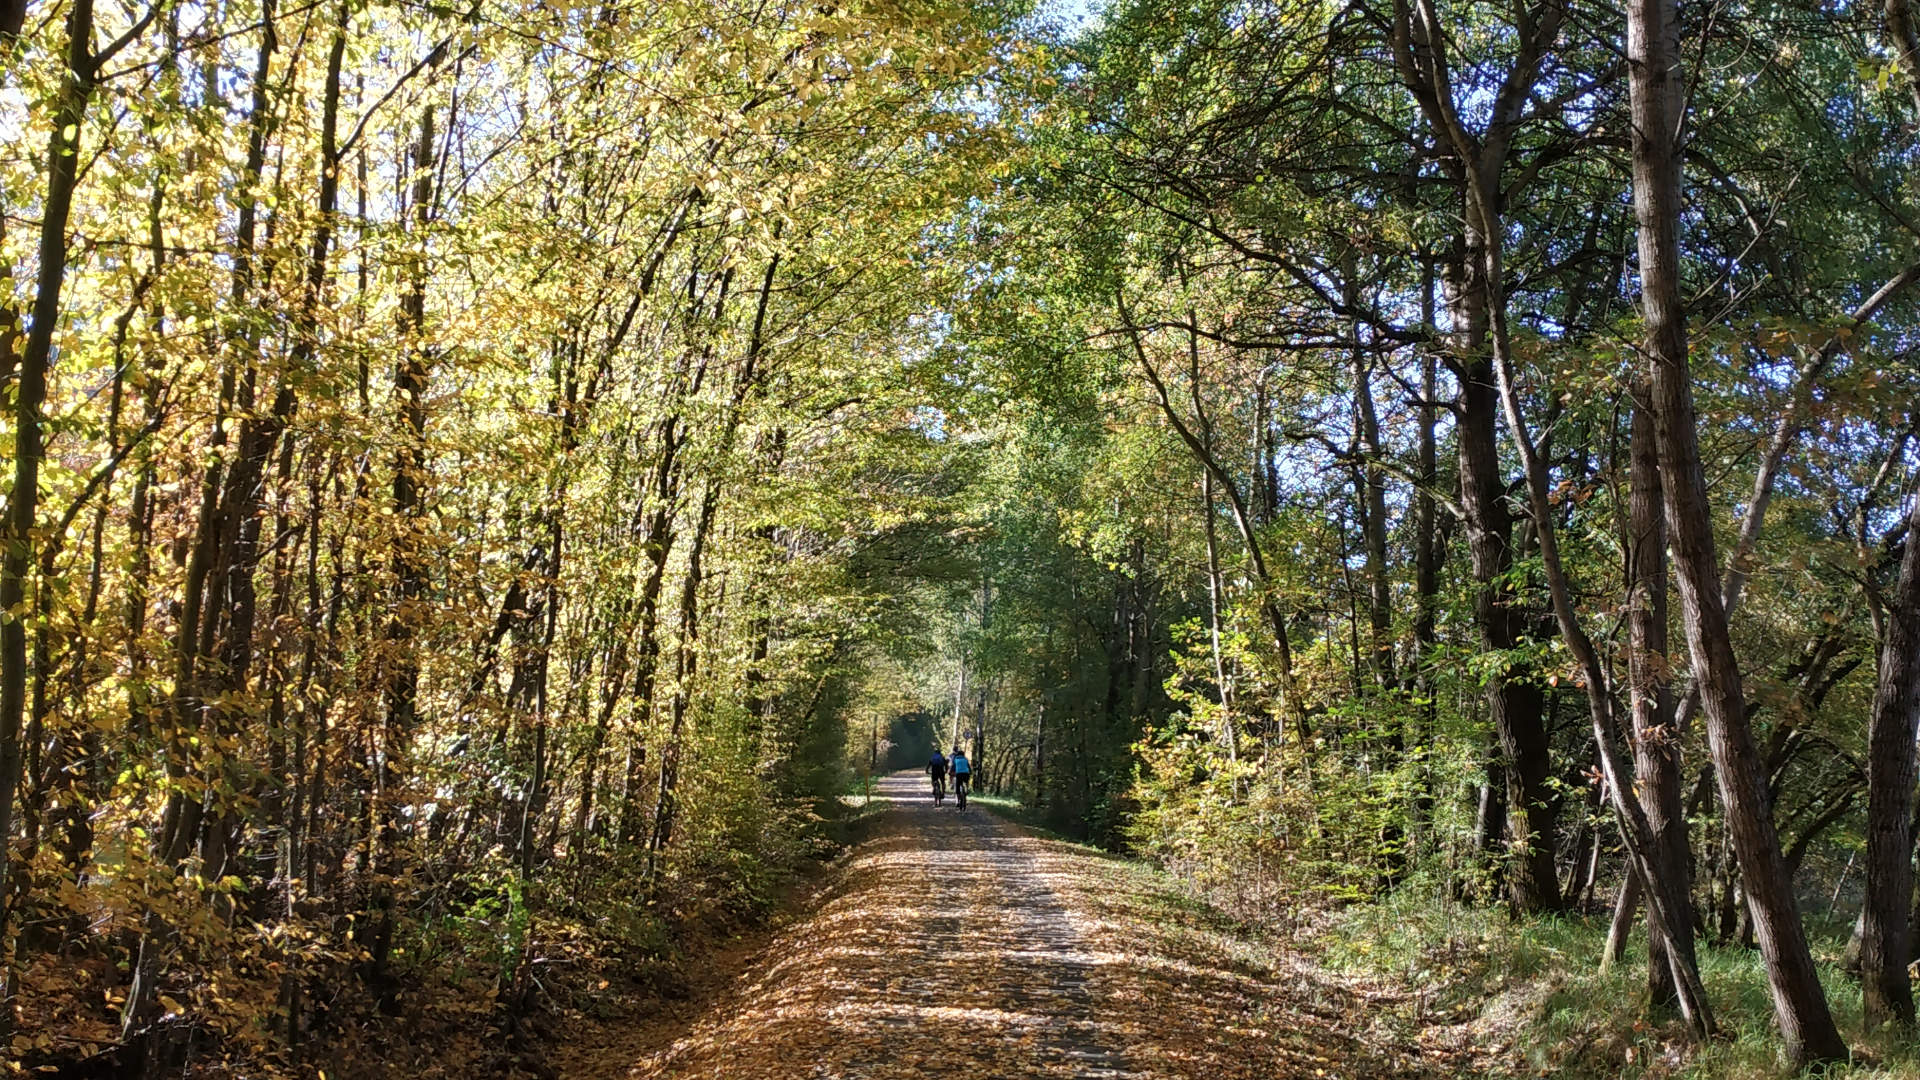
[{"left": 1316, "top": 882, "right": 1920, "bottom": 1078}]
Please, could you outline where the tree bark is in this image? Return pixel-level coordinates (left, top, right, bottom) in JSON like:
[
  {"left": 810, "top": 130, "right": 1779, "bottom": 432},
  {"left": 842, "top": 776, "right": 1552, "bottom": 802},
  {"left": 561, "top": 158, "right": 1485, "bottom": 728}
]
[
  {"left": 368, "top": 95, "right": 439, "bottom": 1006},
  {"left": 1627, "top": 392, "right": 1695, "bottom": 1006},
  {"left": 1454, "top": 280, "right": 1560, "bottom": 914},
  {"left": 1886, "top": 0, "right": 1920, "bottom": 112},
  {"left": 1409, "top": 271, "right": 1442, "bottom": 852},
  {"left": 1390, "top": 0, "right": 1569, "bottom": 914},
  {"left": 1627, "top": 0, "right": 1846, "bottom": 1055},
  {"left": 3, "top": 0, "right": 102, "bottom": 1038},
  {"left": 1346, "top": 275, "right": 1395, "bottom": 692},
  {"left": 1861, "top": 473, "right": 1920, "bottom": 1028},
  {"left": 1477, "top": 175, "right": 1716, "bottom": 1036},
  {"left": 617, "top": 391, "right": 691, "bottom": 845},
  {"left": 648, "top": 480, "right": 718, "bottom": 856},
  {"left": 1603, "top": 871, "right": 1641, "bottom": 970},
  {"left": 1202, "top": 468, "right": 1239, "bottom": 776}
]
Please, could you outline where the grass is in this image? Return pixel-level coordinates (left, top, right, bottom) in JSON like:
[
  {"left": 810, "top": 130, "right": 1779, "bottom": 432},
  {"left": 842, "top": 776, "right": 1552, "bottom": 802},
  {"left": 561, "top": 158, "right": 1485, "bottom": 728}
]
[
  {"left": 1315, "top": 881, "right": 1920, "bottom": 1079},
  {"left": 968, "top": 789, "right": 1076, "bottom": 838}
]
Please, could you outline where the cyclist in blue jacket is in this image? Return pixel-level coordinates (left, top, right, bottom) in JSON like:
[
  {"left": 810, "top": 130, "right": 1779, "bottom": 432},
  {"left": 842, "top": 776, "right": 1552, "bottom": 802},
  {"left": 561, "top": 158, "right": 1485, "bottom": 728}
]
[{"left": 927, "top": 749, "right": 948, "bottom": 804}]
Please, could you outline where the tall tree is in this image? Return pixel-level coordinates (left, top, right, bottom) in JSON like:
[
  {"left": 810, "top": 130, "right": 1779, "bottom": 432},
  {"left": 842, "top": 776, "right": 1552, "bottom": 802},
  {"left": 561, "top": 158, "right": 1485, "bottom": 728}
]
[
  {"left": 1860, "top": 474, "right": 1920, "bottom": 1028},
  {"left": 1627, "top": 0, "right": 1846, "bottom": 1056}
]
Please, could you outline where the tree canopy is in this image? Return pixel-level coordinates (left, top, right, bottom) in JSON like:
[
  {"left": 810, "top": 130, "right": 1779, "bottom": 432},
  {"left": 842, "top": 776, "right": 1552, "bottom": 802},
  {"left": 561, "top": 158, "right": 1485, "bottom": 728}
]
[{"left": 3, "top": 0, "right": 1920, "bottom": 1072}]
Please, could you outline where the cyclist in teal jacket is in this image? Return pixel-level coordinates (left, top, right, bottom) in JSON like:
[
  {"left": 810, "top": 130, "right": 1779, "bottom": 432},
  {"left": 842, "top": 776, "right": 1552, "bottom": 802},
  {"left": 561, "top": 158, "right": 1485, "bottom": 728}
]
[{"left": 949, "top": 747, "right": 972, "bottom": 809}]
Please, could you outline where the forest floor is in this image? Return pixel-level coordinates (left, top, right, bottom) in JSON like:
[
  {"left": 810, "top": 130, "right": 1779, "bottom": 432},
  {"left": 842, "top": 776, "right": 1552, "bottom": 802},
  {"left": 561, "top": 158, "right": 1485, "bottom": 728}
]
[{"left": 549, "top": 772, "right": 1453, "bottom": 1080}]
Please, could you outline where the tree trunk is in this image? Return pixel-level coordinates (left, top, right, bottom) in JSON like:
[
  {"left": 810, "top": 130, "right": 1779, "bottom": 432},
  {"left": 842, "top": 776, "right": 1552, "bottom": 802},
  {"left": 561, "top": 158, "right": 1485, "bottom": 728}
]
[
  {"left": 618, "top": 428, "right": 682, "bottom": 845},
  {"left": 368, "top": 95, "right": 439, "bottom": 1006},
  {"left": 1410, "top": 276, "right": 1442, "bottom": 853},
  {"left": 1861, "top": 472, "right": 1920, "bottom": 1028},
  {"left": 1885, "top": 0, "right": 1920, "bottom": 112},
  {"left": 1, "top": 0, "right": 102, "bottom": 1035},
  {"left": 1603, "top": 872, "right": 1641, "bottom": 970},
  {"left": 1483, "top": 286, "right": 1718, "bottom": 1038},
  {"left": 1202, "top": 469, "right": 1238, "bottom": 775},
  {"left": 1349, "top": 316, "right": 1395, "bottom": 692},
  {"left": 1628, "top": 0, "right": 1846, "bottom": 1055},
  {"left": 1475, "top": 155, "right": 1716, "bottom": 1034},
  {"left": 1390, "top": 0, "right": 1565, "bottom": 915},
  {"left": 649, "top": 479, "right": 719, "bottom": 856},
  {"left": 1627, "top": 393, "right": 1695, "bottom": 1006},
  {"left": 1457, "top": 334, "right": 1559, "bottom": 914}
]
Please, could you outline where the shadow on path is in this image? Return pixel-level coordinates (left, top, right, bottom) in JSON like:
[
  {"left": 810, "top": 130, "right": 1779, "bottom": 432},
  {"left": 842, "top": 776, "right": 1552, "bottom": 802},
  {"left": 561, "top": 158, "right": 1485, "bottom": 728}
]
[{"left": 621, "top": 773, "right": 1428, "bottom": 1080}]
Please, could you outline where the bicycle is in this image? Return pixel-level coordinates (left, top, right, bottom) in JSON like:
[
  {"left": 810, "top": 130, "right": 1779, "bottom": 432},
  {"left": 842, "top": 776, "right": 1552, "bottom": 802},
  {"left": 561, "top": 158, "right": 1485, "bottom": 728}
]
[
  {"left": 952, "top": 774, "right": 969, "bottom": 810},
  {"left": 930, "top": 772, "right": 946, "bottom": 806}
]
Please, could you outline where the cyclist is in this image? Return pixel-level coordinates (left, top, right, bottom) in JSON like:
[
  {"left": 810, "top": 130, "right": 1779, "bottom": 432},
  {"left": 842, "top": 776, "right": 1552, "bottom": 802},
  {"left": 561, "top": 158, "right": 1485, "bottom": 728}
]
[
  {"left": 949, "top": 746, "right": 972, "bottom": 810},
  {"left": 927, "top": 748, "right": 948, "bottom": 805}
]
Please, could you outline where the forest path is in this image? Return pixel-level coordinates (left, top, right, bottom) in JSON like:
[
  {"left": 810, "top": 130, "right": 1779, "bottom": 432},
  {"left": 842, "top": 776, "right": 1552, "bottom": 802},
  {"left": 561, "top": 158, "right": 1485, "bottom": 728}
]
[{"left": 595, "top": 772, "right": 1434, "bottom": 1080}]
